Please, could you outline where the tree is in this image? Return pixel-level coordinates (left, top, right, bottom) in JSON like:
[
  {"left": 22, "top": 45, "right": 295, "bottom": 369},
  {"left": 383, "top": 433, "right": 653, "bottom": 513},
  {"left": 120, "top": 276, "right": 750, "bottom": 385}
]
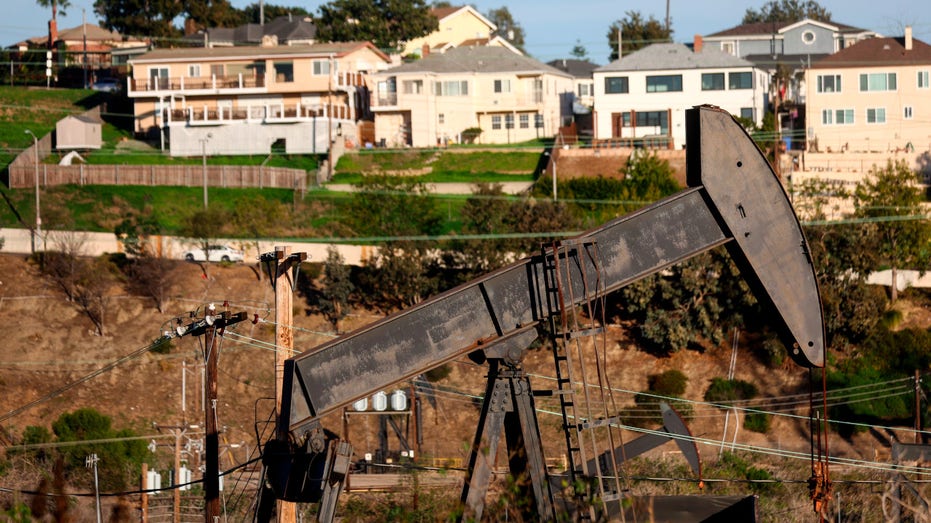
[
  {"left": 185, "top": 0, "right": 243, "bottom": 31},
  {"left": 742, "top": 0, "right": 831, "bottom": 24},
  {"left": 319, "top": 246, "right": 353, "bottom": 333},
  {"left": 446, "top": 183, "right": 515, "bottom": 280},
  {"left": 231, "top": 195, "right": 288, "bottom": 280},
  {"left": 95, "top": 0, "right": 183, "bottom": 40},
  {"left": 486, "top": 7, "right": 525, "bottom": 52},
  {"left": 179, "top": 207, "right": 229, "bottom": 278},
  {"left": 36, "top": 0, "right": 71, "bottom": 24},
  {"left": 853, "top": 160, "right": 931, "bottom": 302},
  {"left": 239, "top": 2, "right": 310, "bottom": 24},
  {"left": 315, "top": 0, "right": 438, "bottom": 52},
  {"left": 570, "top": 40, "right": 588, "bottom": 60},
  {"left": 607, "top": 10, "right": 672, "bottom": 62}
]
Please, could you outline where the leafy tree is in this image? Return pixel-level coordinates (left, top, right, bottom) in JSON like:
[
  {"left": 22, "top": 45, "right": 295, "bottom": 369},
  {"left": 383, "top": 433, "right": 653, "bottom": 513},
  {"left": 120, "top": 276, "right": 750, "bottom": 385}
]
[
  {"left": 348, "top": 175, "right": 442, "bottom": 309},
  {"left": 239, "top": 2, "right": 310, "bottom": 24},
  {"left": 316, "top": 0, "right": 438, "bottom": 52},
  {"left": 319, "top": 246, "right": 354, "bottom": 333},
  {"left": 95, "top": 0, "right": 184, "bottom": 40},
  {"left": 607, "top": 10, "right": 672, "bottom": 62},
  {"left": 853, "top": 160, "right": 931, "bottom": 302},
  {"left": 570, "top": 40, "right": 588, "bottom": 60},
  {"left": 185, "top": 0, "right": 243, "bottom": 31},
  {"left": 742, "top": 0, "right": 831, "bottom": 24},
  {"left": 486, "top": 7, "right": 525, "bottom": 52},
  {"left": 50, "top": 408, "right": 150, "bottom": 491}
]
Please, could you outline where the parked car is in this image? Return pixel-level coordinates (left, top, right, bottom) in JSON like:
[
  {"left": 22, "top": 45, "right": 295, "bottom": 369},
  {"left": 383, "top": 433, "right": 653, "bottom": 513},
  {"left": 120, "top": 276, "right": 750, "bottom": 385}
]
[
  {"left": 91, "top": 77, "right": 121, "bottom": 92},
  {"left": 183, "top": 244, "right": 244, "bottom": 263}
]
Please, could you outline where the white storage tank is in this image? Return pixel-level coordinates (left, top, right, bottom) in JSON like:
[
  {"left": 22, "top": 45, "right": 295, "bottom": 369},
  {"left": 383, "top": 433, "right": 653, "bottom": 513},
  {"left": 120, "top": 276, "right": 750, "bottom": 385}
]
[
  {"left": 390, "top": 390, "right": 408, "bottom": 411},
  {"left": 372, "top": 391, "right": 388, "bottom": 411}
]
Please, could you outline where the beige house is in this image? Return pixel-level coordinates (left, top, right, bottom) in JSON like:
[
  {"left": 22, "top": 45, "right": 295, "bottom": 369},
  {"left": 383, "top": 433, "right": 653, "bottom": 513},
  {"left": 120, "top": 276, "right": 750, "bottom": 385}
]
[
  {"left": 372, "top": 46, "right": 574, "bottom": 147},
  {"left": 400, "top": 5, "right": 520, "bottom": 57},
  {"left": 805, "top": 28, "right": 931, "bottom": 154},
  {"left": 127, "top": 42, "right": 391, "bottom": 156}
]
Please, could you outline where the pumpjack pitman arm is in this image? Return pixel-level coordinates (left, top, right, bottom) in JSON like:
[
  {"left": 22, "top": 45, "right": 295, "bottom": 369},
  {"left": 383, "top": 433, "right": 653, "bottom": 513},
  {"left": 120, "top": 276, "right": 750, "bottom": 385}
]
[{"left": 262, "top": 106, "right": 825, "bottom": 517}]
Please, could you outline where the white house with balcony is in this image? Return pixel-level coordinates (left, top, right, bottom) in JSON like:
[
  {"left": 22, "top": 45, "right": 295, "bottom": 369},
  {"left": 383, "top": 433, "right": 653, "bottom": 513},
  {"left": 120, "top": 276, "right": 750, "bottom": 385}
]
[
  {"left": 127, "top": 42, "right": 391, "bottom": 156},
  {"left": 371, "top": 46, "right": 573, "bottom": 147},
  {"left": 592, "top": 40, "right": 770, "bottom": 149}
]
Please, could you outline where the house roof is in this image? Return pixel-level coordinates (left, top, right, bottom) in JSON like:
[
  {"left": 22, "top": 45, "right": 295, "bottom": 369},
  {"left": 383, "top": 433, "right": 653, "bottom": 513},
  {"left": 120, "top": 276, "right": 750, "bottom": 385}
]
[
  {"left": 596, "top": 43, "right": 756, "bottom": 72},
  {"left": 706, "top": 18, "right": 868, "bottom": 38},
  {"left": 183, "top": 15, "right": 316, "bottom": 46},
  {"left": 18, "top": 23, "right": 130, "bottom": 47},
  {"left": 430, "top": 5, "right": 496, "bottom": 30},
  {"left": 384, "top": 46, "right": 569, "bottom": 77},
  {"left": 810, "top": 35, "right": 931, "bottom": 68},
  {"left": 547, "top": 59, "right": 599, "bottom": 78},
  {"left": 131, "top": 41, "right": 390, "bottom": 64}
]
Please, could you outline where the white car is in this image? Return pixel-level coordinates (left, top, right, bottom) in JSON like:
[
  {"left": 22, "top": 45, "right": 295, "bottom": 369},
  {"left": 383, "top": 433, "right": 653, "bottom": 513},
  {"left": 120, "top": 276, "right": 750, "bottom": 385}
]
[{"left": 183, "top": 244, "right": 244, "bottom": 263}]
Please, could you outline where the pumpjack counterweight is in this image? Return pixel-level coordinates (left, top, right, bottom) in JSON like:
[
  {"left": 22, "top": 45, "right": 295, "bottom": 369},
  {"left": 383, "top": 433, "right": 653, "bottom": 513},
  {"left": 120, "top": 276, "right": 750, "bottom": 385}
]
[{"left": 261, "top": 106, "right": 826, "bottom": 521}]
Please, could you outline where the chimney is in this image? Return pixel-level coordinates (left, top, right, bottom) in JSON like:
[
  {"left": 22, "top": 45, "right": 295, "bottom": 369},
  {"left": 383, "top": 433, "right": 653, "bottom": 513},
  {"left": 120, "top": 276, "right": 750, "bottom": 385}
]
[
  {"left": 694, "top": 34, "right": 703, "bottom": 53},
  {"left": 422, "top": 44, "right": 430, "bottom": 57},
  {"left": 905, "top": 25, "right": 913, "bottom": 51},
  {"left": 48, "top": 18, "right": 58, "bottom": 49}
]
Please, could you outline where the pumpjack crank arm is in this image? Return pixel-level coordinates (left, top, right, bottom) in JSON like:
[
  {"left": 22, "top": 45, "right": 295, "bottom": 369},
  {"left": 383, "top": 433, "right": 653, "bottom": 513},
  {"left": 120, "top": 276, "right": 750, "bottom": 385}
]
[{"left": 279, "top": 105, "right": 824, "bottom": 442}]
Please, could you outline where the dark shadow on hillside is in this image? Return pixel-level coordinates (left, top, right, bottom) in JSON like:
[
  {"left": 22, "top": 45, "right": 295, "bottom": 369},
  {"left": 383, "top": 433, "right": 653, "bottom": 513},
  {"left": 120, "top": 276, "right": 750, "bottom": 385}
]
[{"left": 75, "top": 92, "right": 135, "bottom": 135}]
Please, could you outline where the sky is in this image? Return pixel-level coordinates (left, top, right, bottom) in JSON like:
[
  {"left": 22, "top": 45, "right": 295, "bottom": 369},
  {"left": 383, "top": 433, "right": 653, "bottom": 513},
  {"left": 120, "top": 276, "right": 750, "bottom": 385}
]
[{"left": 2, "top": 0, "right": 928, "bottom": 64}]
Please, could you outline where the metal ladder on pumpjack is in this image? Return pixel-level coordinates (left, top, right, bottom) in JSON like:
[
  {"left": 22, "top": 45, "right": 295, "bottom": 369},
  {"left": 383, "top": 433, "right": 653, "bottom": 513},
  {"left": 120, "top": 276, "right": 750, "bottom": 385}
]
[{"left": 542, "top": 238, "right": 627, "bottom": 520}]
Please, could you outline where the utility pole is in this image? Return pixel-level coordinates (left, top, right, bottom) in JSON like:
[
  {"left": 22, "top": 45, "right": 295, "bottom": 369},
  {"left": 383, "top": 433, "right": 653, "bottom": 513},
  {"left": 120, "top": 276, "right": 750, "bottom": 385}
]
[
  {"left": 169, "top": 305, "right": 247, "bottom": 523},
  {"left": 261, "top": 246, "right": 307, "bottom": 523},
  {"left": 916, "top": 370, "right": 922, "bottom": 444},
  {"left": 86, "top": 454, "right": 101, "bottom": 523}
]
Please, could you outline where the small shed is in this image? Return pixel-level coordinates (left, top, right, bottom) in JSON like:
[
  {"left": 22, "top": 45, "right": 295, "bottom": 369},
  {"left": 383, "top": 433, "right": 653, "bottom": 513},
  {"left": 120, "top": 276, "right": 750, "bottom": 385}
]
[{"left": 56, "top": 113, "right": 102, "bottom": 150}]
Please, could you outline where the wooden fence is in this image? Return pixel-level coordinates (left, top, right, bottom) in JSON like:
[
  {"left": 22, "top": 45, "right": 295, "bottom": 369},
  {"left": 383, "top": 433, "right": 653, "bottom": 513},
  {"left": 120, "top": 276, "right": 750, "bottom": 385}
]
[{"left": 8, "top": 162, "right": 307, "bottom": 191}]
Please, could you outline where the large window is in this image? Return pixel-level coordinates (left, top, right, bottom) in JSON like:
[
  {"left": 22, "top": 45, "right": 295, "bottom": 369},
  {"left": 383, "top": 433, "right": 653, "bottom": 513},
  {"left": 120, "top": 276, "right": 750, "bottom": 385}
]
[
  {"left": 635, "top": 111, "right": 669, "bottom": 129},
  {"left": 604, "top": 76, "right": 628, "bottom": 94},
  {"left": 859, "top": 73, "right": 896, "bottom": 91},
  {"left": 491, "top": 115, "right": 502, "bottom": 130},
  {"left": 817, "top": 74, "right": 841, "bottom": 93},
  {"left": 273, "top": 61, "right": 294, "bottom": 83},
  {"left": 919, "top": 71, "right": 930, "bottom": 89},
  {"left": 312, "top": 59, "right": 333, "bottom": 76},
  {"left": 646, "top": 75, "right": 682, "bottom": 93},
  {"left": 728, "top": 72, "right": 752, "bottom": 89},
  {"left": 701, "top": 73, "right": 725, "bottom": 91},
  {"left": 402, "top": 80, "right": 423, "bottom": 94},
  {"left": 578, "top": 82, "right": 593, "bottom": 96},
  {"left": 434, "top": 80, "right": 469, "bottom": 96},
  {"left": 866, "top": 107, "right": 886, "bottom": 124},
  {"left": 822, "top": 108, "right": 854, "bottom": 125},
  {"left": 494, "top": 79, "right": 511, "bottom": 93}
]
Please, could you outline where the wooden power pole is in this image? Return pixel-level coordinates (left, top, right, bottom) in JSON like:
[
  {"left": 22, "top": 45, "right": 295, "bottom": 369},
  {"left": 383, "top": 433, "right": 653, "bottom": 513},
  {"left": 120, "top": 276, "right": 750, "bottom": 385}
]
[
  {"left": 204, "top": 305, "right": 221, "bottom": 521},
  {"left": 262, "top": 246, "right": 307, "bottom": 523}
]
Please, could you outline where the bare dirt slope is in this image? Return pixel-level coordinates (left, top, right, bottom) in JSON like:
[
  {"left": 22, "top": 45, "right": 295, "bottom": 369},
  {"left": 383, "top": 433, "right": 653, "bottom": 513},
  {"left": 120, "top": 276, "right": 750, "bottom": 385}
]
[{"left": 0, "top": 251, "right": 920, "bottom": 506}]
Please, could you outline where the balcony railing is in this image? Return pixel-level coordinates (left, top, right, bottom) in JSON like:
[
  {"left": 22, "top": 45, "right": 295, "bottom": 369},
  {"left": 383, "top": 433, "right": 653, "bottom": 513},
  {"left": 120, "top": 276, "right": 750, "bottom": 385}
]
[
  {"left": 131, "top": 74, "right": 265, "bottom": 93},
  {"left": 160, "top": 102, "right": 354, "bottom": 126}
]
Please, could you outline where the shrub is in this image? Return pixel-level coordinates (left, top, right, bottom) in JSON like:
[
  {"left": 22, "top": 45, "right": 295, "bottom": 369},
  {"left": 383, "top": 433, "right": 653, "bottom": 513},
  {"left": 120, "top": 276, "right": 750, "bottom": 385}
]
[
  {"left": 461, "top": 127, "right": 483, "bottom": 144},
  {"left": 648, "top": 369, "right": 688, "bottom": 396},
  {"left": 704, "top": 377, "right": 758, "bottom": 404}
]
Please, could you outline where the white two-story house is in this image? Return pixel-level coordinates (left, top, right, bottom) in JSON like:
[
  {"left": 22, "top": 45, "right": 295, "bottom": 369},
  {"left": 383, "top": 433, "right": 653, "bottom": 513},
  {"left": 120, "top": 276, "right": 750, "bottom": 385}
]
[
  {"left": 371, "top": 46, "right": 574, "bottom": 147},
  {"left": 593, "top": 40, "right": 769, "bottom": 149}
]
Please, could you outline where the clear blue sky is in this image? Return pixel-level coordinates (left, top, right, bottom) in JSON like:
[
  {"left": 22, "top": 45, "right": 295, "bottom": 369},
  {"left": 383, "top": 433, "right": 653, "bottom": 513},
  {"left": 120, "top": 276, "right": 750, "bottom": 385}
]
[{"left": 2, "top": 0, "right": 927, "bottom": 64}]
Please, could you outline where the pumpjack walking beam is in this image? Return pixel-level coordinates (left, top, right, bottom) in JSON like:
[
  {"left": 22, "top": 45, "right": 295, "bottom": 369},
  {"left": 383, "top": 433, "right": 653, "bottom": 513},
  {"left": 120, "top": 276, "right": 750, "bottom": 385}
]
[{"left": 265, "top": 106, "right": 825, "bottom": 519}]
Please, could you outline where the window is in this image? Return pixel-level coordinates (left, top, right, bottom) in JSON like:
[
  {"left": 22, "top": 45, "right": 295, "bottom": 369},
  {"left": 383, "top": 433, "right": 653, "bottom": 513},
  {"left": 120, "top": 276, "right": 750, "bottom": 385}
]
[
  {"left": 494, "top": 79, "right": 511, "bottom": 93},
  {"left": 505, "top": 114, "right": 514, "bottom": 129},
  {"left": 312, "top": 59, "right": 333, "bottom": 76},
  {"left": 646, "top": 75, "right": 682, "bottom": 92},
  {"left": 273, "top": 61, "right": 293, "bottom": 83},
  {"left": 701, "top": 73, "right": 725, "bottom": 91},
  {"left": 622, "top": 112, "right": 632, "bottom": 127},
  {"left": 534, "top": 113, "right": 543, "bottom": 128},
  {"left": 728, "top": 72, "right": 752, "bottom": 89},
  {"left": 149, "top": 67, "right": 168, "bottom": 89},
  {"left": 188, "top": 64, "right": 201, "bottom": 77},
  {"left": 802, "top": 30, "right": 816, "bottom": 44},
  {"left": 721, "top": 42, "right": 736, "bottom": 55},
  {"left": 438, "top": 113, "right": 444, "bottom": 124},
  {"left": 817, "top": 74, "right": 841, "bottom": 93},
  {"left": 740, "top": 108, "right": 754, "bottom": 120},
  {"left": 578, "top": 83, "right": 592, "bottom": 96},
  {"left": 402, "top": 80, "right": 423, "bottom": 94},
  {"left": 492, "top": 115, "right": 502, "bottom": 130},
  {"left": 822, "top": 108, "right": 854, "bottom": 125},
  {"left": 859, "top": 72, "right": 896, "bottom": 91},
  {"left": 920, "top": 71, "right": 930, "bottom": 88},
  {"left": 210, "top": 64, "right": 224, "bottom": 77},
  {"left": 604, "top": 76, "right": 628, "bottom": 94},
  {"left": 434, "top": 80, "right": 469, "bottom": 96},
  {"left": 905, "top": 106, "right": 913, "bottom": 119},
  {"left": 635, "top": 111, "right": 669, "bottom": 130},
  {"left": 520, "top": 114, "right": 529, "bottom": 128},
  {"left": 866, "top": 108, "right": 886, "bottom": 124}
]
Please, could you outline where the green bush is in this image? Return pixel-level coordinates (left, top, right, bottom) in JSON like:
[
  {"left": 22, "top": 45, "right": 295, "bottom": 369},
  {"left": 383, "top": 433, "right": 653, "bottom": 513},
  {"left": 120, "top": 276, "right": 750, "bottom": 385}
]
[
  {"left": 704, "top": 377, "right": 758, "bottom": 404},
  {"left": 461, "top": 127, "right": 483, "bottom": 144},
  {"left": 743, "top": 412, "right": 771, "bottom": 433},
  {"left": 648, "top": 369, "right": 688, "bottom": 396}
]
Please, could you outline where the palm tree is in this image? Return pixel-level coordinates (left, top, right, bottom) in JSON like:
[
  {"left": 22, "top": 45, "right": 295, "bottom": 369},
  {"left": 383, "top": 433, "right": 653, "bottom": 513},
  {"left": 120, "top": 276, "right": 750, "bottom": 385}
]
[{"left": 36, "top": 0, "right": 71, "bottom": 22}]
